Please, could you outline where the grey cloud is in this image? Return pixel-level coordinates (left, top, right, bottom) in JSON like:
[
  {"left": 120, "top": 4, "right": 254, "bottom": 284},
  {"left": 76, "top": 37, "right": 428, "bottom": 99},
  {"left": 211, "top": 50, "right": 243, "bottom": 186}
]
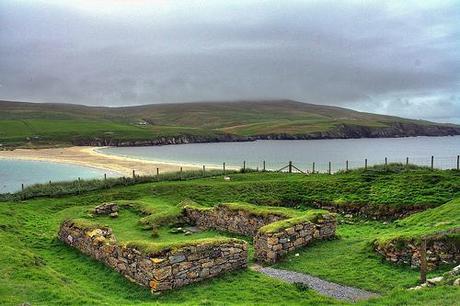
[{"left": 0, "top": 0, "right": 459, "bottom": 122}]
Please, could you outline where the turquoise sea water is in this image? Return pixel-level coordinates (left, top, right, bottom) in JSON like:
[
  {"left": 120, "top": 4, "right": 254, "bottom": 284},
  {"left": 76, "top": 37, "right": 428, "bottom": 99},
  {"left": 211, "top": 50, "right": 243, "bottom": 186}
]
[
  {"left": 100, "top": 136, "right": 460, "bottom": 172},
  {"left": 0, "top": 159, "right": 118, "bottom": 193}
]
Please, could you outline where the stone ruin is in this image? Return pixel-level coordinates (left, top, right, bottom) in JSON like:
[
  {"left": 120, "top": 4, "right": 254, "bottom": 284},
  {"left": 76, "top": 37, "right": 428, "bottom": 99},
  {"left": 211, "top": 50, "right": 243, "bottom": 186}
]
[
  {"left": 58, "top": 201, "right": 336, "bottom": 292},
  {"left": 373, "top": 229, "right": 460, "bottom": 269},
  {"left": 183, "top": 203, "right": 337, "bottom": 263},
  {"left": 59, "top": 220, "right": 247, "bottom": 292},
  {"left": 93, "top": 202, "right": 119, "bottom": 218}
]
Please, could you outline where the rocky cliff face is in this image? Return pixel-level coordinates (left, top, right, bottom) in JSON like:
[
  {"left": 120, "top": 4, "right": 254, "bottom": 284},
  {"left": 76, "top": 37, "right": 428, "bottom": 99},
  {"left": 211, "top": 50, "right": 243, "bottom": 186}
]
[{"left": 71, "top": 122, "right": 460, "bottom": 147}]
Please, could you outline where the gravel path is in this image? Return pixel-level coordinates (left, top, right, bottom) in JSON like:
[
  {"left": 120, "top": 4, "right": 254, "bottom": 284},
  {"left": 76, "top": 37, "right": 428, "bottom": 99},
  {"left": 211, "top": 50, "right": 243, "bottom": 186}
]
[{"left": 253, "top": 266, "right": 380, "bottom": 302}]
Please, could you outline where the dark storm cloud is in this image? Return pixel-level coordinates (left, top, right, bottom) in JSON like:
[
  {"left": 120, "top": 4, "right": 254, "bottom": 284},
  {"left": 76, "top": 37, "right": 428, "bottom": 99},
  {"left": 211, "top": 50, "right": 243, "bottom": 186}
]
[{"left": 0, "top": 0, "right": 459, "bottom": 122}]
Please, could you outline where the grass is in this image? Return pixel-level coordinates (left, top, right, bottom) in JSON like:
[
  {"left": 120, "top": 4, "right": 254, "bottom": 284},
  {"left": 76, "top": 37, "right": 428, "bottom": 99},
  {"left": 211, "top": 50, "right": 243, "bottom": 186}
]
[
  {"left": 2, "top": 99, "right": 458, "bottom": 147},
  {"left": 1, "top": 169, "right": 459, "bottom": 305},
  {"left": 217, "top": 202, "right": 303, "bottom": 218},
  {"left": 375, "top": 197, "right": 460, "bottom": 245},
  {"left": 259, "top": 210, "right": 331, "bottom": 234},
  {"left": 273, "top": 220, "right": 448, "bottom": 293}
]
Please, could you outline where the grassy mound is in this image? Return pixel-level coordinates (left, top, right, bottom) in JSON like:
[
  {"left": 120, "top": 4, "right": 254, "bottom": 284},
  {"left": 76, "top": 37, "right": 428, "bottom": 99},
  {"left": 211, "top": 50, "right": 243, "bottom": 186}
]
[{"left": 375, "top": 198, "right": 460, "bottom": 246}]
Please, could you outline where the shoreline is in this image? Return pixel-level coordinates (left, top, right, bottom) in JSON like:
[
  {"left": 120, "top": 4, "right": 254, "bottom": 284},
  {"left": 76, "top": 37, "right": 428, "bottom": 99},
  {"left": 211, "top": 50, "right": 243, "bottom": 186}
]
[{"left": 0, "top": 146, "right": 202, "bottom": 176}]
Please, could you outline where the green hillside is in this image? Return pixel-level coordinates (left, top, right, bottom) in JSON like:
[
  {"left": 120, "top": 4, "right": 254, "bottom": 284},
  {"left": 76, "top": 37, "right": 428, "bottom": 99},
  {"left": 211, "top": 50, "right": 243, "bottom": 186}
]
[
  {"left": 1, "top": 99, "right": 459, "bottom": 147},
  {"left": 1, "top": 167, "right": 459, "bottom": 305}
]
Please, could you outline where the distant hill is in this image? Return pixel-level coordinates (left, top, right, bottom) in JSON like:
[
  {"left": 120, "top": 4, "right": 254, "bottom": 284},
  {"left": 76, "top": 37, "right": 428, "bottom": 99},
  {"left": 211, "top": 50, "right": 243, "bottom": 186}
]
[{"left": 1, "top": 99, "right": 459, "bottom": 147}]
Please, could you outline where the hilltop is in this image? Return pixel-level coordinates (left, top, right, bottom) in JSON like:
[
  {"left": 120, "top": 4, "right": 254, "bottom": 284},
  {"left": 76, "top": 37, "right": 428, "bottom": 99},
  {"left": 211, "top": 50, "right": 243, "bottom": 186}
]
[{"left": 1, "top": 99, "right": 459, "bottom": 147}]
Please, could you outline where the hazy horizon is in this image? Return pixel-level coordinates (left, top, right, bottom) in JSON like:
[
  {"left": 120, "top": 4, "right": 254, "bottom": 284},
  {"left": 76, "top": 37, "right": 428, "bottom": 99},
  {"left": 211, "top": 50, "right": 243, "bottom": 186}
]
[{"left": 1, "top": 0, "right": 459, "bottom": 123}]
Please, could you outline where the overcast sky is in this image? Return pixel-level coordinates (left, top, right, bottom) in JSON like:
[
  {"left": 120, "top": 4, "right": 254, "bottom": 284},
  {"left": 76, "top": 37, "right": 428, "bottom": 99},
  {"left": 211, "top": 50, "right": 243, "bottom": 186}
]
[{"left": 1, "top": 0, "right": 459, "bottom": 122}]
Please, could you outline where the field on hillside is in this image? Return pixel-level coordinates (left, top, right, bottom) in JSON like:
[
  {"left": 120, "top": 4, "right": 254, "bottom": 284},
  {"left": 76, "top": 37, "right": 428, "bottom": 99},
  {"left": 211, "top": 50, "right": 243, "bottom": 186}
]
[
  {"left": 0, "top": 166, "right": 459, "bottom": 305},
  {"left": 2, "top": 100, "right": 459, "bottom": 147}
]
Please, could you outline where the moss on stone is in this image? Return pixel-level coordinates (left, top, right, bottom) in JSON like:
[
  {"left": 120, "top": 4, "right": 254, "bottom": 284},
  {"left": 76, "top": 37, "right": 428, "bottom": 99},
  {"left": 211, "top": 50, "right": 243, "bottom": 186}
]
[
  {"left": 125, "top": 237, "right": 244, "bottom": 256},
  {"left": 218, "top": 202, "right": 301, "bottom": 218},
  {"left": 258, "top": 210, "right": 331, "bottom": 234},
  {"left": 68, "top": 218, "right": 105, "bottom": 230}
]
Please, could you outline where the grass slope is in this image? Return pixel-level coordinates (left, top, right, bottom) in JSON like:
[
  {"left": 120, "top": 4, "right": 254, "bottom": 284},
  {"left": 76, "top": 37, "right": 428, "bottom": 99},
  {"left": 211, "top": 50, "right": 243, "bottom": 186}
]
[
  {"left": 0, "top": 169, "right": 459, "bottom": 305},
  {"left": 1, "top": 99, "right": 459, "bottom": 147}
]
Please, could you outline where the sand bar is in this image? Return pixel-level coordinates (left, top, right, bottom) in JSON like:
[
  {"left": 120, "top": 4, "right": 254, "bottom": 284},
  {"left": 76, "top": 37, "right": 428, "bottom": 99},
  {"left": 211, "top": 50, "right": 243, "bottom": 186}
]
[{"left": 0, "top": 146, "right": 201, "bottom": 176}]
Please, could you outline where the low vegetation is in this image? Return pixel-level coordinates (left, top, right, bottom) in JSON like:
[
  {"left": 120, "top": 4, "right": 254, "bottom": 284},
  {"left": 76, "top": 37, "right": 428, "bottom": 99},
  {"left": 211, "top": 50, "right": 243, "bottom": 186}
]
[{"left": 0, "top": 165, "right": 459, "bottom": 305}]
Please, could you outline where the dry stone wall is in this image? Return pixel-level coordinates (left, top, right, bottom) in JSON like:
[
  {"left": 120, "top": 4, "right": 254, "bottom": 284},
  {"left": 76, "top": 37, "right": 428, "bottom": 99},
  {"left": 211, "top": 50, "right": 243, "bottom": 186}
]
[
  {"left": 374, "top": 234, "right": 460, "bottom": 269},
  {"left": 183, "top": 204, "right": 285, "bottom": 236},
  {"left": 183, "top": 204, "right": 337, "bottom": 263},
  {"left": 254, "top": 215, "right": 336, "bottom": 263},
  {"left": 58, "top": 220, "right": 247, "bottom": 292}
]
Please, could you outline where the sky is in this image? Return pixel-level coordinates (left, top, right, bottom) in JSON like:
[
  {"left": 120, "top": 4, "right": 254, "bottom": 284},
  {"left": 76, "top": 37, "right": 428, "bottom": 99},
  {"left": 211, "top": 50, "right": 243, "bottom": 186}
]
[{"left": 1, "top": 0, "right": 460, "bottom": 123}]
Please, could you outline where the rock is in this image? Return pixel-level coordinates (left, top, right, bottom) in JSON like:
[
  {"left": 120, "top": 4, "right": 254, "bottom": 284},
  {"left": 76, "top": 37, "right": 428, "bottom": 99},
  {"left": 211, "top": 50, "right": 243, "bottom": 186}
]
[
  {"left": 109, "top": 212, "right": 118, "bottom": 218},
  {"left": 453, "top": 278, "right": 460, "bottom": 286},
  {"left": 94, "top": 202, "right": 118, "bottom": 215},
  {"left": 427, "top": 276, "right": 443, "bottom": 285},
  {"left": 169, "top": 254, "right": 186, "bottom": 264},
  {"left": 344, "top": 214, "right": 353, "bottom": 218},
  {"left": 224, "top": 176, "right": 231, "bottom": 181}
]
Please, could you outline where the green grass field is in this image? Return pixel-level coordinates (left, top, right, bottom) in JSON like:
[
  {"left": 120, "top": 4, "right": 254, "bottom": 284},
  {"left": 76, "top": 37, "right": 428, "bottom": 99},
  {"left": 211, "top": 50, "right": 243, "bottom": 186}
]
[
  {"left": 2, "top": 99, "right": 459, "bottom": 147},
  {"left": 1, "top": 167, "right": 459, "bottom": 305}
]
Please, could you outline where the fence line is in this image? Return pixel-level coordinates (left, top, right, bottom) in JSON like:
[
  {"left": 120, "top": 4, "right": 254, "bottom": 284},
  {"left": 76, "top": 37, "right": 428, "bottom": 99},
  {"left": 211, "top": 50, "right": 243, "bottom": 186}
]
[{"left": 10, "top": 154, "right": 460, "bottom": 195}]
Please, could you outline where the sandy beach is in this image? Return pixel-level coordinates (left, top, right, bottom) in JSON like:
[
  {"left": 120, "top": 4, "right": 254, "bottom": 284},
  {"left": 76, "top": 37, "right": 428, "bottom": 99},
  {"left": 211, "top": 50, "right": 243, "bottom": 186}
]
[{"left": 0, "top": 146, "right": 200, "bottom": 176}]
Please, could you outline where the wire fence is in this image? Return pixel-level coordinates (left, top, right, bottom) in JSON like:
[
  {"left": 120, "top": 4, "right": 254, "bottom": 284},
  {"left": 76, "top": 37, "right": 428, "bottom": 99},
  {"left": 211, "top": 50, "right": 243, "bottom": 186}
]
[{"left": 3, "top": 154, "right": 459, "bottom": 198}]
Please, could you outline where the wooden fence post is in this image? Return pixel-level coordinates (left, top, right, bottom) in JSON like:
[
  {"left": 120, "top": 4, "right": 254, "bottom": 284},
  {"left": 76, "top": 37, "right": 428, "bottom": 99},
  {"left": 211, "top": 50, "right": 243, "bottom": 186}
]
[
  {"left": 104, "top": 173, "right": 107, "bottom": 181},
  {"left": 312, "top": 162, "right": 315, "bottom": 174},
  {"left": 263, "top": 160, "right": 266, "bottom": 172},
  {"left": 457, "top": 155, "right": 459, "bottom": 170},
  {"left": 328, "top": 162, "right": 331, "bottom": 174},
  {"left": 384, "top": 157, "right": 388, "bottom": 168},
  {"left": 21, "top": 183, "right": 24, "bottom": 192},
  {"left": 223, "top": 162, "right": 226, "bottom": 175},
  {"left": 431, "top": 156, "right": 434, "bottom": 170},
  {"left": 346, "top": 160, "right": 349, "bottom": 172},
  {"left": 243, "top": 161, "right": 246, "bottom": 172},
  {"left": 156, "top": 168, "right": 160, "bottom": 181},
  {"left": 202, "top": 165, "right": 206, "bottom": 177},
  {"left": 132, "top": 170, "right": 136, "bottom": 179},
  {"left": 365, "top": 159, "right": 368, "bottom": 170},
  {"left": 180, "top": 167, "right": 183, "bottom": 181},
  {"left": 419, "top": 239, "right": 427, "bottom": 283},
  {"left": 406, "top": 157, "right": 409, "bottom": 166},
  {"left": 288, "top": 161, "right": 292, "bottom": 173}
]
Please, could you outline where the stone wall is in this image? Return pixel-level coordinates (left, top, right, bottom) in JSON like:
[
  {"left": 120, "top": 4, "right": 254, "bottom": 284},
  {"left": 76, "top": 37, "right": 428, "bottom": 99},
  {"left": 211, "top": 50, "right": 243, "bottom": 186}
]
[
  {"left": 58, "top": 220, "right": 247, "bottom": 291},
  {"left": 374, "top": 234, "right": 460, "bottom": 269},
  {"left": 254, "top": 215, "right": 336, "bottom": 263},
  {"left": 183, "top": 204, "right": 285, "bottom": 236},
  {"left": 183, "top": 204, "right": 336, "bottom": 263}
]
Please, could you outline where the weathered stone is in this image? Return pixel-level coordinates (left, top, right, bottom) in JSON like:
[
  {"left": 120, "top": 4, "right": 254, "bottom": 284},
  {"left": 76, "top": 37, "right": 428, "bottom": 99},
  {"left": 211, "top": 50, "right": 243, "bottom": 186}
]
[
  {"left": 58, "top": 220, "right": 247, "bottom": 292},
  {"left": 169, "top": 254, "right": 186, "bottom": 264},
  {"left": 94, "top": 202, "right": 118, "bottom": 215},
  {"left": 153, "top": 266, "right": 172, "bottom": 281}
]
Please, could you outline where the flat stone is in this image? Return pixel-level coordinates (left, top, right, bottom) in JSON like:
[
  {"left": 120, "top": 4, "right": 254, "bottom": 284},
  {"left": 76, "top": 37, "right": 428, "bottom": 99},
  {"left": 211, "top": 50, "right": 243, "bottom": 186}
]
[{"left": 169, "top": 254, "right": 186, "bottom": 264}]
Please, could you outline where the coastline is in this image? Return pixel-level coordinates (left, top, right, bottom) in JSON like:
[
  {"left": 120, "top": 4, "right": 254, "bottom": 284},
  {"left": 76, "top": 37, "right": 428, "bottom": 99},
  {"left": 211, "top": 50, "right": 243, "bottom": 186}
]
[{"left": 0, "top": 146, "right": 201, "bottom": 176}]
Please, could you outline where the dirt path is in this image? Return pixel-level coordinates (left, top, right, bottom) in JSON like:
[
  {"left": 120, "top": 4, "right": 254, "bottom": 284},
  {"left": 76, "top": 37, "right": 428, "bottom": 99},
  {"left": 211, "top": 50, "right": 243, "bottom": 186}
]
[{"left": 252, "top": 265, "right": 380, "bottom": 302}]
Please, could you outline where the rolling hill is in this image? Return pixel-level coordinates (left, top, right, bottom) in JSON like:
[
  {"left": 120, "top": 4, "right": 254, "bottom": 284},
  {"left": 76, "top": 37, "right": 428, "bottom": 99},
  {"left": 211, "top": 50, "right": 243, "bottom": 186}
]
[{"left": 1, "top": 99, "right": 459, "bottom": 148}]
